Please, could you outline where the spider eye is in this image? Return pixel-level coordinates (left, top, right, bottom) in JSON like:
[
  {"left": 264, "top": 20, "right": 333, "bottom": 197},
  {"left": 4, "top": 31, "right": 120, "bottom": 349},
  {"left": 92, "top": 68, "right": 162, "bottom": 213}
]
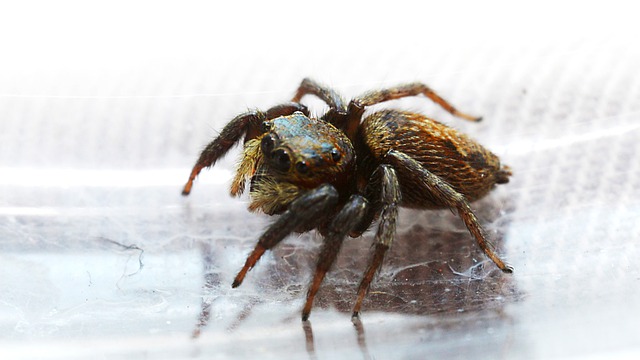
[
  {"left": 330, "top": 148, "right": 342, "bottom": 162},
  {"left": 295, "top": 161, "right": 309, "bottom": 174},
  {"left": 271, "top": 149, "right": 291, "bottom": 172},
  {"left": 260, "top": 121, "right": 272, "bottom": 133},
  {"left": 261, "top": 134, "right": 275, "bottom": 154}
]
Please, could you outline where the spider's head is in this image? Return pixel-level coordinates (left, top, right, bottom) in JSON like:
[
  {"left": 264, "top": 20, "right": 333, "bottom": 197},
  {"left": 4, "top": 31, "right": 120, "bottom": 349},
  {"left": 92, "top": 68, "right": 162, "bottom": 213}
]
[{"left": 257, "top": 112, "right": 355, "bottom": 190}]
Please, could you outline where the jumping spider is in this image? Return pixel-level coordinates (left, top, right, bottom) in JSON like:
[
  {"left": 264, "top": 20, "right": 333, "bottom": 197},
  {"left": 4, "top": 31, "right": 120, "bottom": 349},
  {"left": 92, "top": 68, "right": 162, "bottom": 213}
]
[{"left": 182, "top": 78, "right": 512, "bottom": 320}]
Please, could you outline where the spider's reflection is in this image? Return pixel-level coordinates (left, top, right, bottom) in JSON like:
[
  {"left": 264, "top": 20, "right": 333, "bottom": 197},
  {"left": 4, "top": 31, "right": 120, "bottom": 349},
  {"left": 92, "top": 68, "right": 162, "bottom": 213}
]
[{"left": 301, "top": 317, "right": 371, "bottom": 360}]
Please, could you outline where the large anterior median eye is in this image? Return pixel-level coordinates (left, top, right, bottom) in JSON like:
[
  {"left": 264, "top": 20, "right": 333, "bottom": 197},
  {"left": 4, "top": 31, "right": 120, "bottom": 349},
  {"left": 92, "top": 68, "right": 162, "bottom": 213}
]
[{"left": 271, "top": 148, "right": 291, "bottom": 172}]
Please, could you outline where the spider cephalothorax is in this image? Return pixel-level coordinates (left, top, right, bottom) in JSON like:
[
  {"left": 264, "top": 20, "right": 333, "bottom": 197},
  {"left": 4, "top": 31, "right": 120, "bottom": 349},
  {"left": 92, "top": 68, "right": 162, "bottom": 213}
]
[
  {"left": 231, "top": 112, "right": 356, "bottom": 216},
  {"left": 182, "top": 78, "right": 512, "bottom": 320}
]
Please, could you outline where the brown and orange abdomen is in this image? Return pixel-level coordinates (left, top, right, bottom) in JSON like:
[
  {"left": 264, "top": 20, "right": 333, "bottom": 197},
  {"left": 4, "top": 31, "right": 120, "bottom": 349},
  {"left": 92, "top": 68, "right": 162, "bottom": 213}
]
[{"left": 359, "top": 110, "right": 510, "bottom": 208}]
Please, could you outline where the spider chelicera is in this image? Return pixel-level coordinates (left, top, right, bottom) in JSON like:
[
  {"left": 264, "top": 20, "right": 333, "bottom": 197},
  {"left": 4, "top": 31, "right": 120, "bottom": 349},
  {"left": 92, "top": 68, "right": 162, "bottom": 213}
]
[{"left": 182, "top": 78, "right": 512, "bottom": 320}]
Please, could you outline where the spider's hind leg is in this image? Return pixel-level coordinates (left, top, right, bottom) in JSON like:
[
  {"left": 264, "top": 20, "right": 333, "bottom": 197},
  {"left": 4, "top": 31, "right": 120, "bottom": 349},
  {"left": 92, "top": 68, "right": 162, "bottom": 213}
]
[{"left": 384, "top": 150, "right": 513, "bottom": 273}]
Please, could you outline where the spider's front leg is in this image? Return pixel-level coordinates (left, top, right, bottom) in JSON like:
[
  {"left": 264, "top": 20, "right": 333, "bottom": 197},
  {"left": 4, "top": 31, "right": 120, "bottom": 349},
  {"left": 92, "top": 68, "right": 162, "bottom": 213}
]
[
  {"left": 181, "top": 102, "right": 308, "bottom": 195},
  {"left": 231, "top": 184, "right": 340, "bottom": 288},
  {"left": 302, "top": 194, "right": 368, "bottom": 321}
]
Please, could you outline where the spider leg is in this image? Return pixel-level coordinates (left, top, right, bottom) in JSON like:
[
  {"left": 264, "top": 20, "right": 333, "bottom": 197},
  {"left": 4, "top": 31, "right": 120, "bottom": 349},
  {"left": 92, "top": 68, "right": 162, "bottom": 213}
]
[
  {"left": 302, "top": 195, "right": 368, "bottom": 321},
  {"left": 352, "top": 165, "right": 401, "bottom": 317},
  {"left": 291, "top": 78, "right": 350, "bottom": 130},
  {"left": 232, "top": 184, "right": 339, "bottom": 288},
  {"left": 291, "top": 78, "right": 347, "bottom": 112},
  {"left": 385, "top": 150, "right": 513, "bottom": 273},
  {"left": 353, "top": 82, "right": 481, "bottom": 122},
  {"left": 349, "top": 165, "right": 387, "bottom": 238},
  {"left": 181, "top": 102, "right": 308, "bottom": 195}
]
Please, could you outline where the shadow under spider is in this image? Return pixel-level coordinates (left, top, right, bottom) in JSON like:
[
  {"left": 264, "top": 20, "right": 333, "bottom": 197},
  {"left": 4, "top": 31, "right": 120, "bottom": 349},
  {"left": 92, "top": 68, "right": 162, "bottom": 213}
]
[{"left": 191, "top": 193, "right": 521, "bottom": 337}]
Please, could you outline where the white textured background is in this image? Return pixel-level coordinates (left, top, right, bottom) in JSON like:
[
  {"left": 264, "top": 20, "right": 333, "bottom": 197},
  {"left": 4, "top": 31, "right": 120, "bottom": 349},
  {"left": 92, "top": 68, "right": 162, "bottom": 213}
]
[{"left": 1, "top": 1, "right": 639, "bottom": 359}]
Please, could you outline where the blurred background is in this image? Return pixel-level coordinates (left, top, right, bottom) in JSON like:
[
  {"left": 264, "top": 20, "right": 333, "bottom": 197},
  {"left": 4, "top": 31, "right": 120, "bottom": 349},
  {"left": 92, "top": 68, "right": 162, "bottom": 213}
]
[{"left": 1, "top": 1, "right": 639, "bottom": 359}]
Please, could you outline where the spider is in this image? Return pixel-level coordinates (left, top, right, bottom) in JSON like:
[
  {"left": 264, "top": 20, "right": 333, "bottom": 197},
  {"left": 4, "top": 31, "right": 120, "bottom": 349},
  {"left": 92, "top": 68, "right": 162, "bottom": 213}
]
[{"left": 182, "top": 78, "right": 513, "bottom": 321}]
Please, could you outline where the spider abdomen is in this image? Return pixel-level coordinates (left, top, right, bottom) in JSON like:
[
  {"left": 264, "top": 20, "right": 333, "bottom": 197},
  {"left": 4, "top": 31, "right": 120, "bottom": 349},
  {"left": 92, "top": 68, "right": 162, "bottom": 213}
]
[{"left": 358, "top": 109, "right": 510, "bottom": 208}]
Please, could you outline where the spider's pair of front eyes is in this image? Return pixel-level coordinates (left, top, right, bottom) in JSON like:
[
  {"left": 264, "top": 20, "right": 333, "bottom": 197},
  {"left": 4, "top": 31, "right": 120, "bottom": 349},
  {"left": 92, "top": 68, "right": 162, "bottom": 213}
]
[{"left": 260, "top": 134, "right": 342, "bottom": 175}]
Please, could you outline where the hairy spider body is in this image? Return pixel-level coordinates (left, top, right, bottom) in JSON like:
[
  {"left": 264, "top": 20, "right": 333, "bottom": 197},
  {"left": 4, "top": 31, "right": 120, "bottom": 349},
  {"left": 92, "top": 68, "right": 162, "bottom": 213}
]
[
  {"left": 356, "top": 109, "right": 511, "bottom": 208},
  {"left": 182, "top": 78, "right": 512, "bottom": 321},
  {"left": 235, "top": 113, "right": 355, "bottom": 216}
]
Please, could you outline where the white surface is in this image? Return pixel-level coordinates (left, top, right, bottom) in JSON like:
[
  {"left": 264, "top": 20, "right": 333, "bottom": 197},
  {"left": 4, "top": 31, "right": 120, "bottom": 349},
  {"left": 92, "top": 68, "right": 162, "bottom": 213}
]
[{"left": 1, "top": 1, "right": 640, "bottom": 359}]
